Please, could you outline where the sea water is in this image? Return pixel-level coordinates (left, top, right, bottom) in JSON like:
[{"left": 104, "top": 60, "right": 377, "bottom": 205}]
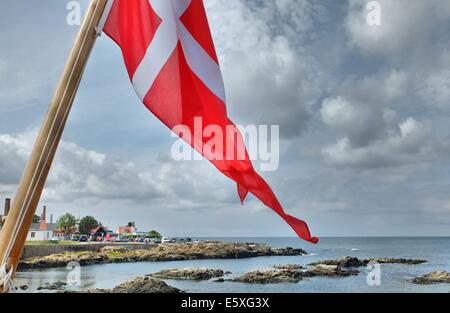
[{"left": 14, "top": 237, "right": 450, "bottom": 293}]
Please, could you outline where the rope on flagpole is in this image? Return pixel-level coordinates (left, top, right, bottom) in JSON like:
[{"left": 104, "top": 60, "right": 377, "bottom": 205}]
[{"left": 0, "top": 263, "right": 13, "bottom": 293}]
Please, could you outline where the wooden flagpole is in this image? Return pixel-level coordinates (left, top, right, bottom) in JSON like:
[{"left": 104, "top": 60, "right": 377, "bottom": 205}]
[{"left": 0, "top": 0, "right": 110, "bottom": 292}]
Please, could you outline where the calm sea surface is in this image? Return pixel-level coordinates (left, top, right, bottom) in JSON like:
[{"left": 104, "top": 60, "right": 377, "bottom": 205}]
[{"left": 15, "top": 237, "right": 450, "bottom": 293}]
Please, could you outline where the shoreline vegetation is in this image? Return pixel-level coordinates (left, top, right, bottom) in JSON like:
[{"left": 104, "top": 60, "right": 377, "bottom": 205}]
[{"left": 16, "top": 240, "right": 450, "bottom": 293}]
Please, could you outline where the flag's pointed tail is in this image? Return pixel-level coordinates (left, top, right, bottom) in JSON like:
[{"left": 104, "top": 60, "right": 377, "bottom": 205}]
[
  {"left": 282, "top": 214, "right": 319, "bottom": 244},
  {"left": 237, "top": 183, "right": 249, "bottom": 204},
  {"left": 237, "top": 172, "right": 319, "bottom": 244}
]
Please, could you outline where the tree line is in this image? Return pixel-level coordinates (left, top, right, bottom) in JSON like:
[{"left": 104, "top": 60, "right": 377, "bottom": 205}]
[{"left": 53, "top": 213, "right": 161, "bottom": 238}]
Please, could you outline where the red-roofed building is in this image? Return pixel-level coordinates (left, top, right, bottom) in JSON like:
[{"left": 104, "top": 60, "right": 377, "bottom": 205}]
[
  {"left": 91, "top": 226, "right": 108, "bottom": 238},
  {"left": 117, "top": 226, "right": 136, "bottom": 235}
]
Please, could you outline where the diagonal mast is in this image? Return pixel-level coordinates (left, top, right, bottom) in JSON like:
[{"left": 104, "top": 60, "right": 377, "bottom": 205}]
[{"left": 0, "top": 0, "right": 111, "bottom": 293}]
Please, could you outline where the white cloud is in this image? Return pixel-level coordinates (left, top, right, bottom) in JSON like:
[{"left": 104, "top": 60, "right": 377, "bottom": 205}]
[{"left": 0, "top": 131, "right": 238, "bottom": 208}]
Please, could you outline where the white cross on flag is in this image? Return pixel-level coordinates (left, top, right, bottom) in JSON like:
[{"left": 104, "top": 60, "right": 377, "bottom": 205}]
[{"left": 103, "top": 0, "right": 318, "bottom": 243}]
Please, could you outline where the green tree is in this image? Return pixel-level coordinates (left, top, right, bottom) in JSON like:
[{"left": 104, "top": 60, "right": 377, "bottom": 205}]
[
  {"left": 127, "top": 221, "right": 136, "bottom": 227},
  {"left": 56, "top": 213, "right": 77, "bottom": 235},
  {"left": 147, "top": 230, "right": 162, "bottom": 238},
  {"left": 78, "top": 216, "right": 99, "bottom": 235},
  {"left": 32, "top": 214, "right": 41, "bottom": 223}
]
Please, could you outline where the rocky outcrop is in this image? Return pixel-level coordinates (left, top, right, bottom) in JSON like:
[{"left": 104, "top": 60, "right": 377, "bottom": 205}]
[
  {"left": 233, "top": 265, "right": 359, "bottom": 284},
  {"left": 89, "top": 277, "right": 182, "bottom": 293},
  {"left": 233, "top": 269, "right": 304, "bottom": 284},
  {"left": 150, "top": 268, "right": 225, "bottom": 280},
  {"left": 19, "top": 241, "right": 306, "bottom": 269},
  {"left": 368, "top": 258, "right": 427, "bottom": 265},
  {"left": 20, "top": 251, "right": 108, "bottom": 269},
  {"left": 411, "top": 271, "right": 450, "bottom": 285},
  {"left": 37, "top": 281, "right": 67, "bottom": 291},
  {"left": 273, "top": 264, "right": 305, "bottom": 270},
  {"left": 304, "top": 264, "right": 359, "bottom": 277},
  {"left": 310, "top": 256, "right": 364, "bottom": 267},
  {"left": 99, "top": 246, "right": 130, "bottom": 254},
  {"left": 309, "top": 256, "right": 426, "bottom": 268}
]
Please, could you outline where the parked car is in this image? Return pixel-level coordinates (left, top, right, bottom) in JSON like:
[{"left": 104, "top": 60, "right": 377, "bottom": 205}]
[
  {"left": 161, "top": 237, "right": 174, "bottom": 244},
  {"left": 116, "top": 236, "right": 131, "bottom": 242},
  {"left": 78, "top": 235, "right": 88, "bottom": 242},
  {"left": 177, "top": 237, "right": 192, "bottom": 243},
  {"left": 149, "top": 238, "right": 161, "bottom": 244}
]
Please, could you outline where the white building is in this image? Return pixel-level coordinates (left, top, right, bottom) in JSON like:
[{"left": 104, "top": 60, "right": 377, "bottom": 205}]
[
  {"left": 26, "top": 205, "right": 56, "bottom": 241},
  {"left": 27, "top": 226, "right": 52, "bottom": 241}
]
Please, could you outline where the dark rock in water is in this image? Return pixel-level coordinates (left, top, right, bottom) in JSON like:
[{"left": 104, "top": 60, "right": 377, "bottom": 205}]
[
  {"left": 273, "top": 264, "right": 305, "bottom": 270},
  {"left": 310, "top": 256, "right": 426, "bottom": 268},
  {"left": 304, "top": 264, "right": 359, "bottom": 277},
  {"left": 411, "top": 271, "right": 450, "bottom": 285},
  {"left": 89, "top": 277, "right": 182, "bottom": 293},
  {"left": 233, "top": 261, "right": 360, "bottom": 284},
  {"left": 368, "top": 258, "right": 427, "bottom": 265},
  {"left": 37, "top": 281, "right": 67, "bottom": 291},
  {"left": 150, "top": 268, "right": 224, "bottom": 280},
  {"left": 19, "top": 285, "right": 28, "bottom": 290},
  {"left": 233, "top": 269, "right": 304, "bottom": 284},
  {"left": 309, "top": 256, "right": 364, "bottom": 268}
]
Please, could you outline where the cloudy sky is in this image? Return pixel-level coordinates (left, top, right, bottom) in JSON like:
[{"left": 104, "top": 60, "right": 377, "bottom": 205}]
[{"left": 1, "top": 0, "right": 450, "bottom": 239}]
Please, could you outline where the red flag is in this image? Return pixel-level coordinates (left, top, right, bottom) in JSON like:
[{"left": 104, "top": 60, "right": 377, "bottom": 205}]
[{"left": 103, "top": 0, "right": 318, "bottom": 243}]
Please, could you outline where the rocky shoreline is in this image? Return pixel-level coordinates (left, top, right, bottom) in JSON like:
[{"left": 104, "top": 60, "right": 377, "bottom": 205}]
[
  {"left": 17, "top": 253, "right": 449, "bottom": 292},
  {"left": 18, "top": 241, "right": 306, "bottom": 269},
  {"left": 16, "top": 240, "right": 449, "bottom": 292},
  {"left": 230, "top": 256, "right": 427, "bottom": 284}
]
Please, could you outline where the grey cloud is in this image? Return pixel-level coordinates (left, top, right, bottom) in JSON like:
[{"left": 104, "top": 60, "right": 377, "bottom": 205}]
[
  {"left": 418, "top": 68, "right": 450, "bottom": 111},
  {"left": 345, "top": 0, "right": 450, "bottom": 57},
  {"left": 318, "top": 0, "right": 450, "bottom": 173},
  {"left": 321, "top": 117, "right": 442, "bottom": 171},
  {"left": 345, "top": 0, "right": 450, "bottom": 113},
  {"left": 320, "top": 96, "right": 390, "bottom": 147},
  {"left": 205, "top": 0, "right": 332, "bottom": 138}
]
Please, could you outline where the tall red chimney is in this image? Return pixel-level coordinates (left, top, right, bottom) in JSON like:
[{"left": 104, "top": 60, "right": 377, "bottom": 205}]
[
  {"left": 39, "top": 205, "right": 47, "bottom": 231},
  {"left": 4, "top": 198, "right": 11, "bottom": 216}
]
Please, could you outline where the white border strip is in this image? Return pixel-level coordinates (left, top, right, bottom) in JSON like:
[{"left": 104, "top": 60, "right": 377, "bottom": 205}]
[{"left": 97, "top": 0, "right": 114, "bottom": 36}]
